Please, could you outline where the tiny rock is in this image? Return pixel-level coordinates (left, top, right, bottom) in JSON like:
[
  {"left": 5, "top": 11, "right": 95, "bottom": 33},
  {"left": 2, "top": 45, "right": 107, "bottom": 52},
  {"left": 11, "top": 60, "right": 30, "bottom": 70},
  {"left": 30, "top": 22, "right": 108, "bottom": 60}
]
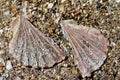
[
  {"left": 0, "top": 30, "right": 3, "bottom": 34},
  {"left": 0, "top": 50, "right": 5, "bottom": 55},
  {"left": 13, "top": 76, "right": 21, "bottom": 80},
  {"left": 6, "top": 60, "right": 13, "bottom": 70},
  {"left": 0, "top": 57, "right": 5, "bottom": 67},
  {"left": 0, "top": 77, "right": 3, "bottom": 80},
  {"left": 0, "top": 57, "right": 5, "bottom": 73},
  {"left": 4, "top": 11, "right": 10, "bottom": 16},
  {"left": 0, "top": 23, "right": 3, "bottom": 28},
  {"left": 0, "top": 67, "right": 4, "bottom": 73},
  {"left": 115, "top": 0, "right": 120, "bottom": 3},
  {"left": 61, "top": 0, "right": 66, "bottom": 3},
  {"left": 0, "top": 42, "right": 4, "bottom": 48},
  {"left": 72, "top": 68, "right": 78, "bottom": 75},
  {"left": 47, "top": 3, "right": 53, "bottom": 8}
]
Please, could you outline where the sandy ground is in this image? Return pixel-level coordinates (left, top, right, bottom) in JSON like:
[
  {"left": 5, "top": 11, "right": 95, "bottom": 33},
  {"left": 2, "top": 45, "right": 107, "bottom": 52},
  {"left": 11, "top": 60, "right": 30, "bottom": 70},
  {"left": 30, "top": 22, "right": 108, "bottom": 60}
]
[{"left": 0, "top": 0, "right": 120, "bottom": 80}]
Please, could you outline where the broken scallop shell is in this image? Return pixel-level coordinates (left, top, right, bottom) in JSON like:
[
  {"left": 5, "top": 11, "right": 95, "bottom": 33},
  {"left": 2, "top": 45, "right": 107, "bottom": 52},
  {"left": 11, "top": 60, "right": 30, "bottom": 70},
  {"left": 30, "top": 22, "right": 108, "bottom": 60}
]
[
  {"left": 60, "top": 20, "right": 109, "bottom": 78},
  {"left": 9, "top": 15, "right": 65, "bottom": 68}
]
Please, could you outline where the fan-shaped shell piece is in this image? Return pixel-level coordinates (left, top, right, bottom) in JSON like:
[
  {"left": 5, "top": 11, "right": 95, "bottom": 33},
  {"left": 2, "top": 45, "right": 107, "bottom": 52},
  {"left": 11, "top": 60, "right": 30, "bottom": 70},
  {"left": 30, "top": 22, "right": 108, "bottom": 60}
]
[
  {"left": 60, "top": 20, "right": 109, "bottom": 78},
  {"left": 9, "top": 15, "right": 65, "bottom": 68}
]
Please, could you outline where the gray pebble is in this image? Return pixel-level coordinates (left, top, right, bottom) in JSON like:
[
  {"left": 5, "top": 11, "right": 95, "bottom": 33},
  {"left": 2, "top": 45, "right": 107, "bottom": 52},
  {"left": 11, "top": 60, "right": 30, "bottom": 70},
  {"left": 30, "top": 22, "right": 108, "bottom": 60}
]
[{"left": 6, "top": 60, "right": 13, "bottom": 70}]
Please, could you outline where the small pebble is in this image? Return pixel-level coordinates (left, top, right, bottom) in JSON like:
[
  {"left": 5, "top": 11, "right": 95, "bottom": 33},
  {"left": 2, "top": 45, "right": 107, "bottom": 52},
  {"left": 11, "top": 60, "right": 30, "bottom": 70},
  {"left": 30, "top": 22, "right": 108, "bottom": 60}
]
[
  {"left": 0, "top": 57, "right": 5, "bottom": 66},
  {"left": 0, "top": 77, "right": 3, "bottom": 80},
  {"left": 0, "top": 57, "right": 5, "bottom": 73},
  {"left": 0, "top": 50, "right": 5, "bottom": 55},
  {"left": 13, "top": 76, "right": 21, "bottom": 80},
  {"left": 4, "top": 11, "right": 10, "bottom": 16},
  {"left": 0, "top": 30, "right": 3, "bottom": 34},
  {"left": 6, "top": 60, "right": 13, "bottom": 70},
  {"left": 63, "top": 64, "right": 68, "bottom": 67},
  {"left": 115, "top": 0, "right": 120, "bottom": 3},
  {"left": 88, "top": 0, "right": 93, "bottom": 4},
  {"left": 0, "top": 42, "right": 4, "bottom": 48},
  {"left": 0, "top": 67, "right": 4, "bottom": 73},
  {"left": 0, "top": 23, "right": 3, "bottom": 28},
  {"left": 61, "top": 0, "right": 66, "bottom": 3},
  {"left": 47, "top": 3, "right": 53, "bottom": 8},
  {"left": 110, "top": 42, "right": 116, "bottom": 46},
  {"left": 72, "top": 68, "right": 78, "bottom": 75}
]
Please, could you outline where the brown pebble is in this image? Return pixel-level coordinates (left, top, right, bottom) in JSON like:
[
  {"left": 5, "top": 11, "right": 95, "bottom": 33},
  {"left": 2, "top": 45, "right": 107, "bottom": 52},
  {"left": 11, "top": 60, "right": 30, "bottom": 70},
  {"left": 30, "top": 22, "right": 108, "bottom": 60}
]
[
  {"left": 30, "top": 75, "right": 36, "bottom": 80},
  {"left": 0, "top": 57, "right": 5, "bottom": 73},
  {"left": 72, "top": 67, "right": 78, "bottom": 75},
  {"left": 0, "top": 67, "right": 4, "bottom": 73},
  {"left": 0, "top": 57, "right": 5, "bottom": 67},
  {"left": 0, "top": 50, "right": 5, "bottom": 55},
  {"left": 0, "top": 23, "right": 3, "bottom": 28}
]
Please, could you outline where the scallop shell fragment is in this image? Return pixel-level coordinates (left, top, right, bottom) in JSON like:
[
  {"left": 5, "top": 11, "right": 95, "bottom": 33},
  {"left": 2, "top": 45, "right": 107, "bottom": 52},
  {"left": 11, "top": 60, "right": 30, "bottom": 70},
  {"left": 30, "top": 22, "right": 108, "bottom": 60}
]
[
  {"left": 9, "top": 15, "right": 65, "bottom": 68},
  {"left": 60, "top": 20, "right": 109, "bottom": 78}
]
